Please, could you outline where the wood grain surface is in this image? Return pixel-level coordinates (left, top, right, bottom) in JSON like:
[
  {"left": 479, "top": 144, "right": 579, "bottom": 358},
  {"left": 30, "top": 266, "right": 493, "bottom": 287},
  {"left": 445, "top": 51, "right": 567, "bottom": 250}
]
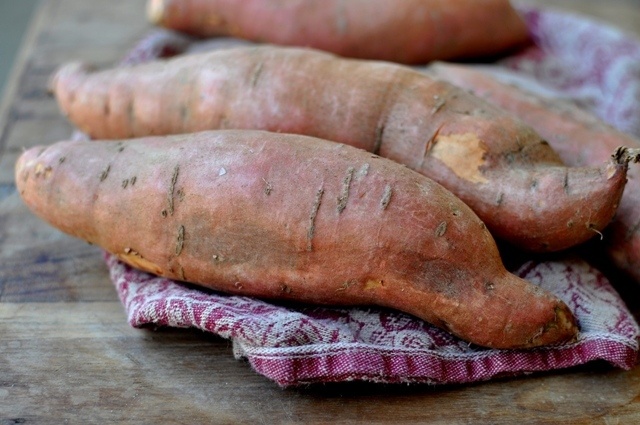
[{"left": 1, "top": 0, "right": 640, "bottom": 423}]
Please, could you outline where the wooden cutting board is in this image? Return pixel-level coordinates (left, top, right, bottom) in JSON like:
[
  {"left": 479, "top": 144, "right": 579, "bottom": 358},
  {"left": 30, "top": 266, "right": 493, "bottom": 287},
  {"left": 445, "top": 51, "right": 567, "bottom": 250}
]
[{"left": 1, "top": 0, "right": 640, "bottom": 423}]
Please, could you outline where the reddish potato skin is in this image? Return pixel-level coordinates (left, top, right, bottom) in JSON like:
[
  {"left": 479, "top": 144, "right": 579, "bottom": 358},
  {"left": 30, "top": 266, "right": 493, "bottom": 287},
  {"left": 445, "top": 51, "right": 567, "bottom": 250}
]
[
  {"left": 15, "top": 130, "right": 577, "bottom": 349},
  {"left": 50, "top": 47, "right": 629, "bottom": 253},
  {"left": 427, "top": 62, "right": 640, "bottom": 282},
  {"left": 146, "top": 0, "right": 531, "bottom": 64}
]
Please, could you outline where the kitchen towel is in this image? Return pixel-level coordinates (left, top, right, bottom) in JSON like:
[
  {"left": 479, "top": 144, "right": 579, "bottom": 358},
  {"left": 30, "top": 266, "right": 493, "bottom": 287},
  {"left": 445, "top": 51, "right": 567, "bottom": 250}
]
[{"left": 108, "top": 253, "right": 638, "bottom": 387}]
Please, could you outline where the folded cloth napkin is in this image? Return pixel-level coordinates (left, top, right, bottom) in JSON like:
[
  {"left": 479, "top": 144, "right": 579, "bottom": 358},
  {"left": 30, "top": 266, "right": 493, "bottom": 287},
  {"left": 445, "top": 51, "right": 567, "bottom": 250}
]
[
  {"left": 102, "top": 5, "right": 640, "bottom": 387},
  {"left": 108, "top": 254, "right": 638, "bottom": 387}
]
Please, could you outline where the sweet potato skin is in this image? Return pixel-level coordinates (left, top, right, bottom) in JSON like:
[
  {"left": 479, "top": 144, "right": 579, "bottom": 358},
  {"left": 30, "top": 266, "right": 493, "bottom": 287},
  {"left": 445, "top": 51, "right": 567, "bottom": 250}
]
[
  {"left": 50, "top": 46, "right": 629, "bottom": 253},
  {"left": 15, "top": 130, "right": 577, "bottom": 349},
  {"left": 146, "top": 0, "right": 531, "bottom": 64},
  {"left": 426, "top": 62, "right": 640, "bottom": 282}
]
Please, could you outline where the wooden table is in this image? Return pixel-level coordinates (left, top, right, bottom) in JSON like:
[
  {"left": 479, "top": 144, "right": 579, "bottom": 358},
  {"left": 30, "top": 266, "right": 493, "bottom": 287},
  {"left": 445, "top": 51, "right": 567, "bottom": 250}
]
[{"left": 1, "top": 0, "right": 640, "bottom": 423}]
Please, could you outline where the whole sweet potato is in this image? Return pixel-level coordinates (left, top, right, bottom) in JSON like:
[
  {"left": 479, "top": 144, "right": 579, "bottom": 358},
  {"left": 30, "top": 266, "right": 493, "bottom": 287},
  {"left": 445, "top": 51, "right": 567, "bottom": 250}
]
[
  {"left": 146, "top": 0, "right": 531, "bottom": 64},
  {"left": 426, "top": 62, "right": 640, "bottom": 282},
  {"left": 50, "top": 46, "right": 630, "bottom": 253},
  {"left": 15, "top": 130, "right": 578, "bottom": 349}
]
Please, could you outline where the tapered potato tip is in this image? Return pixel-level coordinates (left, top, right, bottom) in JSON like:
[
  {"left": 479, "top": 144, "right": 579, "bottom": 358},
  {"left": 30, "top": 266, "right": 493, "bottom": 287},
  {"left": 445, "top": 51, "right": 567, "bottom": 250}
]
[
  {"left": 147, "top": 0, "right": 166, "bottom": 25},
  {"left": 15, "top": 145, "right": 45, "bottom": 186},
  {"left": 612, "top": 146, "right": 640, "bottom": 164},
  {"left": 531, "top": 301, "right": 579, "bottom": 348}
]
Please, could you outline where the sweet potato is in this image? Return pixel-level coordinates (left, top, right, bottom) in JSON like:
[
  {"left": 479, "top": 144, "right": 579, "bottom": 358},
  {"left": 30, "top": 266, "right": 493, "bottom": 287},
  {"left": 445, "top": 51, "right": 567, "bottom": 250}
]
[
  {"left": 50, "top": 46, "right": 630, "bottom": 253},
  {"left": 426, "top": 62, "right": 640, "bottom": 282},
  {"left": 146, "top": 0, "right": 531, "bottom": 64},
  {"left": 15, "top": 130, "right": 577, "bottom": 349}
]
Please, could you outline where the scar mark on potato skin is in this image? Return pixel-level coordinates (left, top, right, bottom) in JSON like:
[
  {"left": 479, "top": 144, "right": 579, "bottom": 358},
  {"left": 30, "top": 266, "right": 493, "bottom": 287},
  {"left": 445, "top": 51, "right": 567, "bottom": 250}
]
[
  {"left": 364, "top": 279, "right": 384, "bottom": 290},
  {"left": 563, "top": 170, "right": 570, "bottom": 194},
  {"left": 280, "top": 283, "right": 292, "bottom": 294},
  {"left": 34, "top": 163, "right": 52, "bottom": 178},
  {"left": 373, "top": 123, "right": 385, "bottom": 155},
  {"left": 262, "top": 178, "right": 272, "bottom": 195},
  {"left": 432, "top": 95, "right": 446, "bottom": 114},
  {"left": 496, "top": 192, "right": 504, "bottom": 206},
  {"left": 250, "top": 61, "right": 264, "bottom": 88},
  {"left": 421, "top": 124, "right": 444, "bottom": 169},
  {"left": 99, "top": 165, "right": 111, "bottom": 182},
  {"left": 337, "top": 167, "right": 355, "bottom": 213},
  {"left": 176, "top": 225, "right": 185, "bottom": 255},
  {"left": 431, "top": 133, "right": 491, "bottom": 184},
  {"left": 336, "top": 279, "right": 357, "bottom": 292},
  {"left": 167, "top": 164, "right": 180, "bottom": 216},
  {"left": 435, "top": 221, "right": 447, "bottom": 237},
  {"left": 356, "top": 163, "right": 370, "bottom": 179},
  {"left": 307, "top": 187, "right": 325, "bottom": 251},
  {"left": 380, "top": 184, "right": 392, "bottom": 210}
]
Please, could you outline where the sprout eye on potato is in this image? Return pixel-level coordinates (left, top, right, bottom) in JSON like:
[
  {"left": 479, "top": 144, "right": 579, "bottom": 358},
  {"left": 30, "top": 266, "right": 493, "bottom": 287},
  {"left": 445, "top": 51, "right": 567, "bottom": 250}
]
[{"left": 15, "top": 130, "right": 578, "bottom": 349}]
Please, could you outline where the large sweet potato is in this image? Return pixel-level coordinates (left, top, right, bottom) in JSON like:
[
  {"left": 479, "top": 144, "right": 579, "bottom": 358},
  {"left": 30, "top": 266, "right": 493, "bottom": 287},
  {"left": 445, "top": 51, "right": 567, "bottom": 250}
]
[
  {"left": 146, "top": 0, "right": 531, "bottom": 64},
  {"left": 50, "top": 46, "right": 630, "bottom": 253},
  {"left": 15, "top": 130, "right": 577, "bottom": 349},
  {"left": 426, "top": 62, "right": 640, "bottom": 282}
]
